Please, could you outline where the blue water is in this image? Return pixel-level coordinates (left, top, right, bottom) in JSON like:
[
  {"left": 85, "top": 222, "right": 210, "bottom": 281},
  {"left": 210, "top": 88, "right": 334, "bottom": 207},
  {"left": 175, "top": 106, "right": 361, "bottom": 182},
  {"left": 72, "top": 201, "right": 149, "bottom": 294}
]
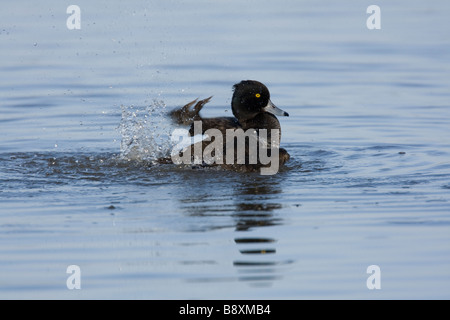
[{"left": 1, "top": 0, "right": 450, "bottom": 299}]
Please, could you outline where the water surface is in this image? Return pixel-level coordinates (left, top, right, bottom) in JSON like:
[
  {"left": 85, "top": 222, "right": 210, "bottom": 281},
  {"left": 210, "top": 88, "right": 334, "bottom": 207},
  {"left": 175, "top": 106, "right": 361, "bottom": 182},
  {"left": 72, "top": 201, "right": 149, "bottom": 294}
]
[{"left": 1, "top": 0, "right": 450, "bottom": 299}]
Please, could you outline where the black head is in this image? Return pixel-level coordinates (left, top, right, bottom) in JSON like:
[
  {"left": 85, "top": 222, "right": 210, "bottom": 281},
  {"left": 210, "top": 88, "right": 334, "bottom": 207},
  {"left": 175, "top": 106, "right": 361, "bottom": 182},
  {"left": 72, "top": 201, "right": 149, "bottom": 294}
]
[{"left": 231, "top": 80, "right": 289, "bottom": 121}]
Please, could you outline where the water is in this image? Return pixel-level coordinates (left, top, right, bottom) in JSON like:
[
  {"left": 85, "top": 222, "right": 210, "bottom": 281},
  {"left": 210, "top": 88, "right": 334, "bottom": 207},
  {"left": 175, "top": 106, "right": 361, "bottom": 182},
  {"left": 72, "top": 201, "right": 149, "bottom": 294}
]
[{"left": 1, "top": 0, "right": 450, "bottom": 299}]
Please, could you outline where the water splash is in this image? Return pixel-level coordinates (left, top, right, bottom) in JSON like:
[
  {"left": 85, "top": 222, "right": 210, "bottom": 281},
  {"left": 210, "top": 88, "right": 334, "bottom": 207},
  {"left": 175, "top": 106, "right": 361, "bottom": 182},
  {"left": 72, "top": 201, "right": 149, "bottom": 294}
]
[{"left": 119, "top": 99, "right": 175, "bottom": 163}]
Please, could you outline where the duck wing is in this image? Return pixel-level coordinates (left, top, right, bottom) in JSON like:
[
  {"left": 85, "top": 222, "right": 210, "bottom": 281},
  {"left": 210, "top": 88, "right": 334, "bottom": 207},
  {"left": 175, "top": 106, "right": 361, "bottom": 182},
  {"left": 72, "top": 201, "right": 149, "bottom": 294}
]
[
  {"left": 188, "top": 117, "right": 240, "bottom": 136},
  {"left": 169, "top": 96, "right": 213, "bottom": 125}
]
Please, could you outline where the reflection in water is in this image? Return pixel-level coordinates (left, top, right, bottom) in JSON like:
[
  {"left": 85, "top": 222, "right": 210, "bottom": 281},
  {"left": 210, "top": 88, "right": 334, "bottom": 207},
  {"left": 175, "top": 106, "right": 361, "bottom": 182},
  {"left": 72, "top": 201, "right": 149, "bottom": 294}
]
[
  {"left": 174, "top": 171, "right": 294, "bottom": 285},
  {"left": 232, "top": 177, "right": 293, "bottom": 285},
  {"left": 239, "top": 249, "right": 276, "bottom": 254},
  {"left": 233, "top": 207, "right": 282, "bottom": 231},
  {"left": 235, "top": 238, "right": 277, "bottom": 259},
  {"left": 232, "top": 178, "right": 283, "bottom": 232}
]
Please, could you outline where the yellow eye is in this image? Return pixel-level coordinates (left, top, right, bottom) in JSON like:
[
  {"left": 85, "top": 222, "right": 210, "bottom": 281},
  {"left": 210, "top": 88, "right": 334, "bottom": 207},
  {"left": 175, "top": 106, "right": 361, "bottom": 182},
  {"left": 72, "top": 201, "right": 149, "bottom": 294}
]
[{"left": 255, "top": 93, "right": 261, "bottom": 98}]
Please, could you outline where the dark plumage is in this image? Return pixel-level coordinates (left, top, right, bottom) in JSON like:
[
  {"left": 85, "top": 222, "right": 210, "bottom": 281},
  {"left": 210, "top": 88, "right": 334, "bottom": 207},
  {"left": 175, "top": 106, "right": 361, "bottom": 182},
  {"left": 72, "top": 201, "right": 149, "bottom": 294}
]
[
  {"left": 166, "top": 80, "right": 290, "bottom": 172},
  {"left": 169, "top": 96, "right": 212, "bottom": 126}
]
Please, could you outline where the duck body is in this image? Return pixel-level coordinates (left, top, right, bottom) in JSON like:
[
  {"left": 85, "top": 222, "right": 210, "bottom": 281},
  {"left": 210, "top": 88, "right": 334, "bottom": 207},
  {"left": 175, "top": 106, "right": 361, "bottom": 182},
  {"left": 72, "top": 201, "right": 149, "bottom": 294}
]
[{"left": 168, "top": 80, "right": 290, "bottom": 173}]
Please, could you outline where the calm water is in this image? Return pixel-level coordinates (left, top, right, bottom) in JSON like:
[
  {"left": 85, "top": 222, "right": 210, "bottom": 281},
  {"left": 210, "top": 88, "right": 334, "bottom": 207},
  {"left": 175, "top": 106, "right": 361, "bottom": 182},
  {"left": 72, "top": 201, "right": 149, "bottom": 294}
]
[{"left": 1, "top": 0, "right": 450, "bottom": 299}]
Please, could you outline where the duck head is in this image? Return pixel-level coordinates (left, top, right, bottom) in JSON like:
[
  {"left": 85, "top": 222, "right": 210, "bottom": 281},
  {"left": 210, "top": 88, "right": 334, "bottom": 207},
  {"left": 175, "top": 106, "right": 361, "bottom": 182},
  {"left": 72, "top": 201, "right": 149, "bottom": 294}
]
[{"left": 231, "top": 80, "right": 289, "bottom": 121}]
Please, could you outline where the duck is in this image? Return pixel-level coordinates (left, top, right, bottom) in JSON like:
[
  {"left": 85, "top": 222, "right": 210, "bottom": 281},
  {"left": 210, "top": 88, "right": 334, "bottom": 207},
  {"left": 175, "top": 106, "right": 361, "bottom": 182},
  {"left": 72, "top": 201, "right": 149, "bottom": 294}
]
[{"left": 166, "top": 80, "right": 290, "bottom": 173}]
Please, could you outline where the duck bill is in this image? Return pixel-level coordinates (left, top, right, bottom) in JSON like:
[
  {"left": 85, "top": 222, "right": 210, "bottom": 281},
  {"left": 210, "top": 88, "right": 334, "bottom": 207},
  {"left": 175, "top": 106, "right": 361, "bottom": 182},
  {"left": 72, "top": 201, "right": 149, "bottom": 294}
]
[{"left": 263, "top": 100, "right": 289, "bottom": 117}]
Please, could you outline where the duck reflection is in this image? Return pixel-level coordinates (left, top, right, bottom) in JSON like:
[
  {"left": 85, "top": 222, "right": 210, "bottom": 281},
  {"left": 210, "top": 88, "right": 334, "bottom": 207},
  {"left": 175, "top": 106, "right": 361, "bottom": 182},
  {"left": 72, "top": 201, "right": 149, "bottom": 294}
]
[
  {"left": 231, "top": 177, "right": 291, "bottom": 285},
  {"left": 233, "top": 203, "right": 282, "bottom": 231},
  {"left": 232, "top": 181, "right": 282, "bottom": 232},
  {"left": 175, "top": 172, "right": 292, "bottom": 285}
]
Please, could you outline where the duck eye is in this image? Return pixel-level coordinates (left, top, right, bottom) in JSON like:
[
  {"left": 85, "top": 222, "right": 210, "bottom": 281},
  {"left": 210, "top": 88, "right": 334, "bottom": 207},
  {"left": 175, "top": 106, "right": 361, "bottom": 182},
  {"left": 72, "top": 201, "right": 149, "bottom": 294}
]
[{"left": 255, "top": 93, "right": 261, "bottom": 98}]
